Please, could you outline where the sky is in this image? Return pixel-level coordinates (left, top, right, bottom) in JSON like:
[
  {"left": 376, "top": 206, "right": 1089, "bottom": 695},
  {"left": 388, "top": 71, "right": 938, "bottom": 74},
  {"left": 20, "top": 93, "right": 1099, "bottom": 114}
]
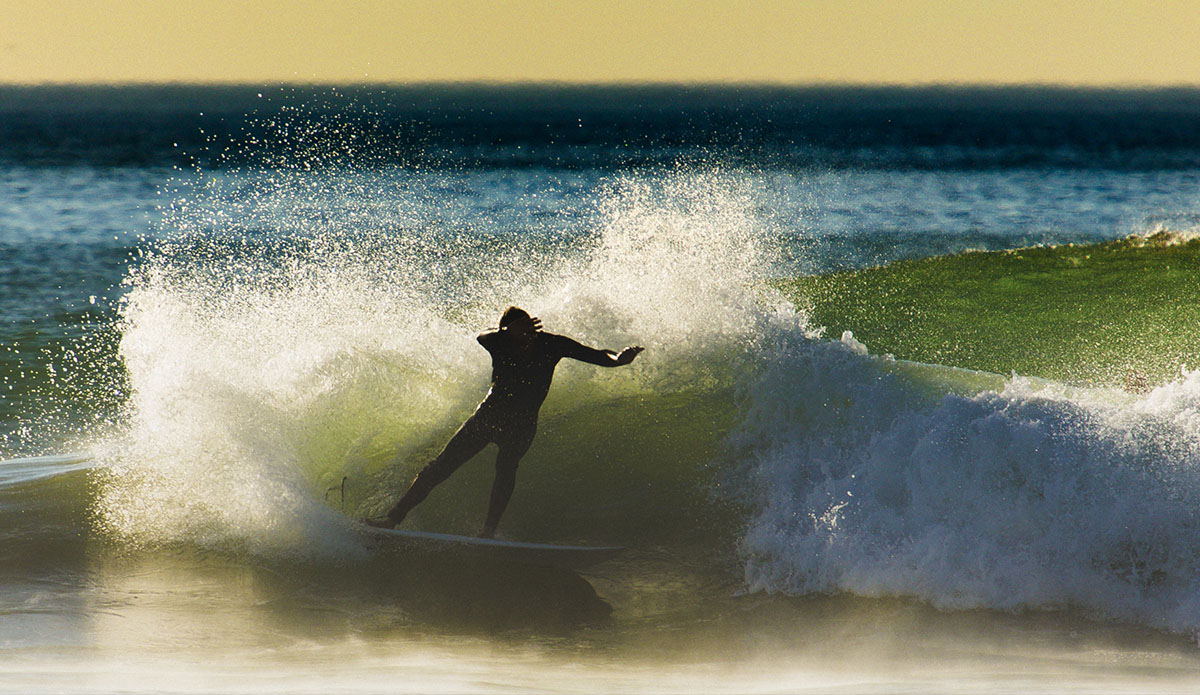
[{"left": 3, "top": 0, "right": 1200, "bottom": 85}]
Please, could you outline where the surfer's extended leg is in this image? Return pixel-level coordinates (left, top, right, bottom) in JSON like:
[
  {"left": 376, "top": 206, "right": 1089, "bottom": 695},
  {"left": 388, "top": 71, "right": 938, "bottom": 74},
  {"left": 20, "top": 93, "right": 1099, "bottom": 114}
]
[
  {"left": 480, "top": 424, "right": 535, "bottom": 538},
  {"left": 380, "top": 418, "right": 490, "bottom": 527}
]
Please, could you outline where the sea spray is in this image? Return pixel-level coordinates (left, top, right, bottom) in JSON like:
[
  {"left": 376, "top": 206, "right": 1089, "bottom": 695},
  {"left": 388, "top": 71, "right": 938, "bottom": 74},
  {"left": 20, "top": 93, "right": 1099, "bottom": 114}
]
[{"left": 94, "top": 168, "right": 786, "bottom": 556}]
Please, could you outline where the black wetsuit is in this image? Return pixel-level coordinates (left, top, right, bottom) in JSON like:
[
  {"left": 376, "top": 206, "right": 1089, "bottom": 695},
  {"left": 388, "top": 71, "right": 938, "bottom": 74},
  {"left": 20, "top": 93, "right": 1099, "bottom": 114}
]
[{"left": 385, "top": 330, "right": 621, "bottom": 531}]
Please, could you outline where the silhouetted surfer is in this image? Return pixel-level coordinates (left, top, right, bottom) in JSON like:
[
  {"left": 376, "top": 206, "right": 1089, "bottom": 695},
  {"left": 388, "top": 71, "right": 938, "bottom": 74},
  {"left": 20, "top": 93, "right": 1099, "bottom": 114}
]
[{"left": 367, "top": 306, "right": 643, "bottom": 538}]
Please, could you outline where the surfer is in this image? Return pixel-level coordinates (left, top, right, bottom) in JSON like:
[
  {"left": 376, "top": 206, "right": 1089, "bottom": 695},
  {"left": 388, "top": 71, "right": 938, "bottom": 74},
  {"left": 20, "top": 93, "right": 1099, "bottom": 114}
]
[{"left": 367, "top": 306, "right": 643, "bottom": 538}]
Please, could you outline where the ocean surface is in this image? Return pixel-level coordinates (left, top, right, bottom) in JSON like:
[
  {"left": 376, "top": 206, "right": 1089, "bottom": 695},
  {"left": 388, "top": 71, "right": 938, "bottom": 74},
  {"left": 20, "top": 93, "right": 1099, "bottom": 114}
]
[{"left": 5, "top": 84, "right": 1200, "bottom": 692}]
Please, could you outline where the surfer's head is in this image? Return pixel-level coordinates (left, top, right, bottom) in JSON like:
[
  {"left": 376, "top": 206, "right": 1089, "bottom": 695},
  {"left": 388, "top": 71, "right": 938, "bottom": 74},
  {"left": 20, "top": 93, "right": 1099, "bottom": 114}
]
[
  {"left": 500, "top": 306, "right": 531, "bottom": 328},
  {"left": 500, "top": 306, "right": 541, "bottom": 340}
]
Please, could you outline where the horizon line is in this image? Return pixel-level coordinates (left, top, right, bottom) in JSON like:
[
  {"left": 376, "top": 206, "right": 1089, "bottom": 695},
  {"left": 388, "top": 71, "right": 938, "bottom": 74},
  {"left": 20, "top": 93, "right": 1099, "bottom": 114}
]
[{"left": 4, "top": 79, "right": 1200, "bottom": 91}]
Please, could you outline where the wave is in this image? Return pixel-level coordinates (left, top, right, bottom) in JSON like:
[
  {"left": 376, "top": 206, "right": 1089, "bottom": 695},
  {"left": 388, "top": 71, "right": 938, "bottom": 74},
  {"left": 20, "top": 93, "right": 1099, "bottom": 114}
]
[
  {"left": 741, "top": 234, "right": 1200, "bottom": 636},
  {"left": 10, "top": 159, "right": 1200, "bottom": 638}
]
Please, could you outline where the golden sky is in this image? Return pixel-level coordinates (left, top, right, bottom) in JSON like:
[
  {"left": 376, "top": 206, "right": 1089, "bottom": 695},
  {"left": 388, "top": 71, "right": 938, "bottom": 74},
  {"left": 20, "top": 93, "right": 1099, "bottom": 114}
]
[{"left": 3, "top": 0, "right": 1200, "bottom": 85}]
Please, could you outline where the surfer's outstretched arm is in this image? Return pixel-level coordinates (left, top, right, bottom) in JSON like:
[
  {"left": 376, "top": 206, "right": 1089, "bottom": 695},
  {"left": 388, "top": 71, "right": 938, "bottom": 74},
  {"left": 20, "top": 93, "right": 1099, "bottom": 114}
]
[{"left": 558, "top": 336, "right": 643, "bottom": 367}]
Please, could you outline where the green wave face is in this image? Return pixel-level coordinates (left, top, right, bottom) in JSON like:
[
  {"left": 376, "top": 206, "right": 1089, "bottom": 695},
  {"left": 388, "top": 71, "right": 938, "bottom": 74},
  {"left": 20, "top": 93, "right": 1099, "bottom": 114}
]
[
  {"left": 292, "top": 365, "right": 743, "bottom": 549},
  {"left": 777, "top": 233, "right": 1200, "bottom": 389}
]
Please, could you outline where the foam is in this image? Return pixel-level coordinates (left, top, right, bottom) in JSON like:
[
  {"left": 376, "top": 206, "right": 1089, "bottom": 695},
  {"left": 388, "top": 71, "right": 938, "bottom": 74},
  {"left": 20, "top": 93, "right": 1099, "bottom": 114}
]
[{"left": 737, "top": 331, "right": 1200, "bottom": 636}]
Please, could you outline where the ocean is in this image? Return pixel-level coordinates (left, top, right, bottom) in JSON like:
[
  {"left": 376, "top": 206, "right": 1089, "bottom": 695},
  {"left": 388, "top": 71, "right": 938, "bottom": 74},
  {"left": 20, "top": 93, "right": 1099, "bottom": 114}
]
[{"left": 5, "top": 84, "right": 1200, "bottom": 692}]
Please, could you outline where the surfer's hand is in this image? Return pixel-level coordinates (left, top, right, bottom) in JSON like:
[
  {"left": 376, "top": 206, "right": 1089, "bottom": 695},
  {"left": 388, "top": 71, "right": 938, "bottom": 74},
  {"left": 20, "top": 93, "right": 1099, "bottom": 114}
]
[
  {"left": 615, "top": 346, "right": 644, "bottom": 365},
  {"left": 530, "top": 317, "right": 542, "bottom": 332}
]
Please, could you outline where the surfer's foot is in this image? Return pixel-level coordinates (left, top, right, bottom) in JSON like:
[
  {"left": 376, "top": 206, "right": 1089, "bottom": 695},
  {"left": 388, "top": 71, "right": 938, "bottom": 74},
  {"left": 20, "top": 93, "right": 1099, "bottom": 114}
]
[{"left": 363, "top": 517, "right": 396, "bottom": 529}]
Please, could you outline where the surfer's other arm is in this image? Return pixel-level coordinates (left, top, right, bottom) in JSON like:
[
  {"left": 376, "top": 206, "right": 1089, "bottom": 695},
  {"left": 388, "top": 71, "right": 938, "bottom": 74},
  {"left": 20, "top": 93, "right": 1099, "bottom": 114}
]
[{"left": 558, "top": 336, "right": 644, "bottom": 367}]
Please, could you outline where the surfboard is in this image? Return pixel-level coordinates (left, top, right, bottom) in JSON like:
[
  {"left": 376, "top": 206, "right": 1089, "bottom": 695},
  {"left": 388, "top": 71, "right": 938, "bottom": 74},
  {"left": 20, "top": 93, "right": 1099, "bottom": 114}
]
[{"left": 360, "top": 525, "right": 624, "bottom": 571}]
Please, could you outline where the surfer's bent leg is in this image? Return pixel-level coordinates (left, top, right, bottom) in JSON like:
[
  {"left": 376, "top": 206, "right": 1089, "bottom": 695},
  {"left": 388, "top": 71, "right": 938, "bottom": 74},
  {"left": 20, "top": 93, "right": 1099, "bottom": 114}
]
[
  {"left": 480, "top": 421, "right": 537, "bottom": 539},
  {"left": 385, "top": 417, "right": 491, "bottom": 525}
]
